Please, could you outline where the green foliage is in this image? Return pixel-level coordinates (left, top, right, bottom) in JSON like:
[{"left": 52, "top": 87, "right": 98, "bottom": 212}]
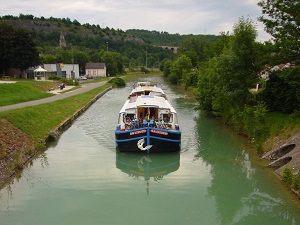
[
  {"left": 0, "top": 23, "right": 40, "bottom": 73},
  {"left": 258, "top": 67, "right": 300, "bottom": 113},
  {"left": 294, "top": 175, "right": 300, "bottom": 191},
  {"left": 48, "top": 76, "right": 79, "bottom": 85},
  {"left": 12, "top": 151, "right": 23, "bottom": 170},
  {"left": 0, "top": 16, "right": 176, "bottom": 71},
  {"left": 197, "top": 17, "right": 258, "bottom": 118},
  {"left": 254, "top": 41, "right": 279, "bottom": 68},
  {"left": 205, "top": 32, "right": 231, "bottom": 58},
  {"left": 182, "top": 70, "right": 198, "bottom": 89},
  {"left": 196, "top": 17, "right": 274, "bottom": 147},
  {"left": 230, "top": 17, "right": 258, "bottom": 92},
  {"left": 181, "top": 51, "right": 200, "bottom": 67},
  {"left": 179, "top": 36, "right": 211, "bottom": 62},
  {"left": 108, "top": 77, "right": 126, "bottom": 88},
  {"left": 168, "top": 55, "right": 193, "bottom": 84},
  {"left": 162, "top": 60, "right": 172, "bottom": 78},
  {"left": 231, "top": 103, "right": 268, "bottom": 145},
  {"left": 60, "top": 78, "right": 79, "bottom": 86},
  {"left": 126, "top": 29, "right": 219, "bottom": 46},
  {"left": 0, "top": 142, "right": 7, "bottom": 159},
  {"left": 140, "top": 66, "right": 149, "bottom": 74},
  {"left": 48, "top": 75, "right": 62, "bottom": 80},
  {"left": 197, "top": 59, "right": 217, "bottom": 112},
  {"left": 258, "top": 0, "right": 300, "bottom": 62},
  {"left": 282, "top": 167, "right": 294, "bottom": 186},
  {"left": 101, "top": 51, "right": 125, "bottom": 76}
]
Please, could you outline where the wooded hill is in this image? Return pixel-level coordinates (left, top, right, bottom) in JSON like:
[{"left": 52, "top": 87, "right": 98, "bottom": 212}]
[{"left": 0, "top": 14, "right": 219, "bottom": 70}]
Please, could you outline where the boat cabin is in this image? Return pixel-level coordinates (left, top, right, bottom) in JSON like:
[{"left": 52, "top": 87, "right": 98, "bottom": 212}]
[{"left": 118, "top": 95, "right": 178, "bottom": 131}]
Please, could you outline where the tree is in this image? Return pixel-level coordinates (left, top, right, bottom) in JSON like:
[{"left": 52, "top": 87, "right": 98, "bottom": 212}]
[
  {"left": 231, "top": 17, "right": 258, "bottom": 92},
  {"left": 162, "top": 59, "right": 172, "bottom": 78},
  {"left": 168, "top": 55, "right": 192, "bottom": 84},
  {"left": 205, "top": 32, "right": 231, "bottom": 58},
  {"left": 258, "top": 0, "right": 300, "bottom": 62},
  {"left": 179, "top": 36, "right": 210, "bottom": 62},
  {"left": 197, "top": 17, "right": 259, "bottom": 118},
  {"left": 101, "top": 51, "right": 124, "bottom": 76},
  {"left": 0, "top": 23, "right": 40, "bottom": 74},
  {"left": 258, "top": 67, "right": 300, "bottom": 113}
]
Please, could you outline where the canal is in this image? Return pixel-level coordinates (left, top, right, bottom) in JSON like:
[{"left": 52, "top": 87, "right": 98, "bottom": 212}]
[{"left": 0, "top": 77, "right": 300, "bottom": 225}]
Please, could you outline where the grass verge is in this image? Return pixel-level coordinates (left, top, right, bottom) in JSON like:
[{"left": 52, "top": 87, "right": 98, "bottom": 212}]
[
  {"left": 0, "top": 80, "right": 57, "bottom": 106},
  {"left": 0, "top": 83, "right": 111, "bottom": 144}
]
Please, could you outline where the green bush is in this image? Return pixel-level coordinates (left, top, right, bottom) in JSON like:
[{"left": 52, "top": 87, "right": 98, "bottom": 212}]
[
  {"left": 282, "top": 167, "right": 294, "bottom": 186},
  {"left": 108, "top": 77, "right": 126, "bottom": 88},
  {"left": 48, "top": 76, "right": 79, "bottom": 86},
  {"left": 48, "top": 75, "right": 61, "bottom": 80},
  {"left": 140, "top": 66, "right": 149, "bottom": 74},
  {"left": 294, "top": 175, "right": 300, "bottom": 190},
  {"left": 60, "top": 78, "right": 79, "bottom": 86},
  {"left": 258, "top": 67, "right": 300, "bottom": 114}
]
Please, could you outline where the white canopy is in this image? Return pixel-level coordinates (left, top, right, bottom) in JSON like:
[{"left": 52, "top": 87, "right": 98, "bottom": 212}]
[{"left": 34, "top": 66, "right": 47, "bottom": 72}]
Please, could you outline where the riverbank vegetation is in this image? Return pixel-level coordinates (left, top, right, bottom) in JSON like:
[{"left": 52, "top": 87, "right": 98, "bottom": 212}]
[{"left": 161, "top": 1, "right": 300, "bottom": 153}]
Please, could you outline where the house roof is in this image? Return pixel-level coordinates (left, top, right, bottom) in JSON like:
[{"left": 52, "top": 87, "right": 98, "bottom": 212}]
[{"left": 85, "top": 63, "right": 106, "bottom": 69}]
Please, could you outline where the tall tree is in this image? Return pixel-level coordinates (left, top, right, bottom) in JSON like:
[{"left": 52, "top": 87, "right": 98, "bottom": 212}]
[
  {"left": 179, "top": 37, "right": 210, "bottom": 62},
  {"left": 169, "top": 55, "right": 192, "bottom": 84},
  {"left": 0, "top": 23, "right": 40, "bottom": 74},
  {"left": 101, "top": 51, "right": 124, "bottom": 76},
  {"left": 258, "top": 0, "right": 300, "bottom": 62},
  {"left": 197, "top": 17, "right": 258, "bottom": 118}
]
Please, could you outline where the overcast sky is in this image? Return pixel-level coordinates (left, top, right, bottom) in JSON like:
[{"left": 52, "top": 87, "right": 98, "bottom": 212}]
[{"left": 0, "top": 0, "right": 271, "bottom": 42}]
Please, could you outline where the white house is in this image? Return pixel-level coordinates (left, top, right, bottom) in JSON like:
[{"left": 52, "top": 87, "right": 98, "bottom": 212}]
[
  {"left": 44, "top": 63, "right": 80, "bottom": 79},
  {"left": 85, "top": 63, "right": 106, "bottom": 78},
  {"left": 26, "top": 63, "right": 80, "bottom": 80}
]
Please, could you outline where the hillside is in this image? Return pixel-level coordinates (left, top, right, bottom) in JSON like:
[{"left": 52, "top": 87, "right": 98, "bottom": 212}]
[
  {"left": 126, "top": 29, "right": 220, "bottom": 46},
  {"left": 0, "top": 15, "right": 144, "bottom": 46},
  {"left": 0, "top": 14, "right": 220, "bottom": 71},
  {"left": 0, "top": 14, "right": 219, "bottom": 48}
]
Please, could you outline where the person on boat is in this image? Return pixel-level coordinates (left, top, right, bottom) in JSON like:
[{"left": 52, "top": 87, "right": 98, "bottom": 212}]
[{"left": 144, "top": 113, "right": 150, "bottom": 121}]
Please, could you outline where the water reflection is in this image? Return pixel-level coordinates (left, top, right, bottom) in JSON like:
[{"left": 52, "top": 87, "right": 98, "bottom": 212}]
[
  {"left": 195, "top": 114, "right": 299, "bottom": 224},
  {"left": 116, "top": 152, "right": 180, "bottom": 194}
]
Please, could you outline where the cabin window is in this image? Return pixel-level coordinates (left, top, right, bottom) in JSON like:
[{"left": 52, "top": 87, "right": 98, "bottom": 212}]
[
  {"left": 124, "top": 113, "right": 135, "bottom": 122},
  {"left": 162, "top": 114, "right": 172, "bottom": 123}
]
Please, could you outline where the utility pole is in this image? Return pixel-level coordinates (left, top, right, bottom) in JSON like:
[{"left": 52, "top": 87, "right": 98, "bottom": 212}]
[{"left": 146, "top": 47, "right": 148, "bottom": 68}]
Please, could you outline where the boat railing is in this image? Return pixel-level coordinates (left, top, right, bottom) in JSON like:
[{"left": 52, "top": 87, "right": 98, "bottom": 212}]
[{"left": 125, "top": 118, "right": 170, "bottom": 130}]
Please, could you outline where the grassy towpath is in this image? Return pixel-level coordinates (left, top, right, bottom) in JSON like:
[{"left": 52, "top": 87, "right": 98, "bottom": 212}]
[
  {"left": 0, "top": 79, "right": 111, "bottom": 189},
  {"left": 0, "top": 81, "right": 107, "bottom": 112}
]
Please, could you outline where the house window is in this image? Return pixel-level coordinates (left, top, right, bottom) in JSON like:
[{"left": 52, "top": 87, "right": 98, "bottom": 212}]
[{"left": 93, "top": 70, "right": 96, "bottom": 76}]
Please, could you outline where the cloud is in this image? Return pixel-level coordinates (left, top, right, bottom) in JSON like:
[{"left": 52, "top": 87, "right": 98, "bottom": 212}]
[{"left": 0, "top": 0, "right": 271, "bottom": 41}]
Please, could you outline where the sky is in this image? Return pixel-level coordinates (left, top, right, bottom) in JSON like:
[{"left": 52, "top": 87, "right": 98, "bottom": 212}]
[{"left": 0, "top": 0, "right": 271, "bottom": 42}]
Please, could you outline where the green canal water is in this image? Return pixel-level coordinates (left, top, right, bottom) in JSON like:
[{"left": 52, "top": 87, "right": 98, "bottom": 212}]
[{"left": 1, "top": 77, "right": 300, "bottom": 225}]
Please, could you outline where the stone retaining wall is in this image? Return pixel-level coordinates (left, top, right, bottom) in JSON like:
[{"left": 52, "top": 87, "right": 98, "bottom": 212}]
[{"left": 48, "top": 86, "right": 112, "bottom": 141}]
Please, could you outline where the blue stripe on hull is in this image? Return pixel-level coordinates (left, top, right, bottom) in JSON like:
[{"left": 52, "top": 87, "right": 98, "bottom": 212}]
[{"left": 115, "top": 127, "right": 181, "bottom": 153}]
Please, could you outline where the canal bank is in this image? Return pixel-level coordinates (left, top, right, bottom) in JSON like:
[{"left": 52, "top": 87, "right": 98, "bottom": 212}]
[
  {"left": 0, "top": 82, "right": 112, "bottom": 190},
  {"left": 1, "top": 77, "right": 300, "bottom": 225}
]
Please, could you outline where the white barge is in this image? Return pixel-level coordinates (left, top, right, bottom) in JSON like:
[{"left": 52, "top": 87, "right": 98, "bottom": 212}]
[{"left": 115, "top": 82, "right": 181, "bottom": 153}]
